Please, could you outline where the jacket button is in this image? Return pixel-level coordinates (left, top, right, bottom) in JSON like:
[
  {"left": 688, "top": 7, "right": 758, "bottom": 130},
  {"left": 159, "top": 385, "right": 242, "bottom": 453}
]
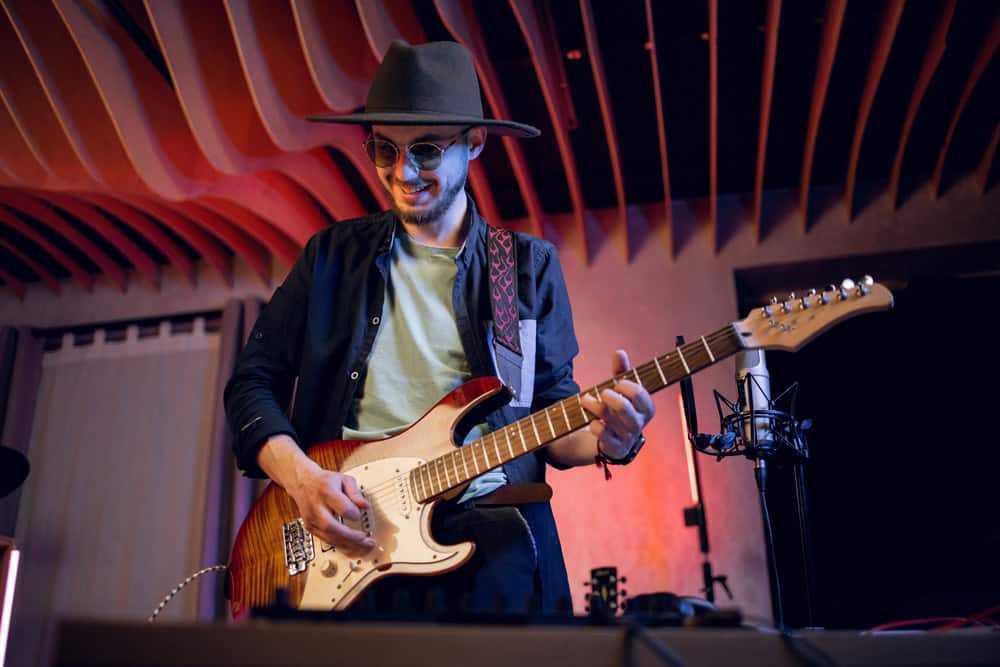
[
  {"left": 253, "top": 330, "right": 263, "bottom": 340},
  {"left": 350, "top": 371, "right": 360, "bottom": 380},
  {"left": 371, "top": 316, "right": 380, "bottom": 326}
]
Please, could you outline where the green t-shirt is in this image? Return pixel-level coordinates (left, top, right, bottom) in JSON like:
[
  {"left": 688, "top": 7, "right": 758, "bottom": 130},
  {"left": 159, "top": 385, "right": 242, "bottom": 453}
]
[{"left": 342, "top": 228, "right": 506, "bottom": 502}]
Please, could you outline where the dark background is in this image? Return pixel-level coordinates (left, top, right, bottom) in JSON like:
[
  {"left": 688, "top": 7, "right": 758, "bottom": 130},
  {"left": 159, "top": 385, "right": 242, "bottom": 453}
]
[{"left": 735, "top": 250, "right": 1000, "bottom": 629}]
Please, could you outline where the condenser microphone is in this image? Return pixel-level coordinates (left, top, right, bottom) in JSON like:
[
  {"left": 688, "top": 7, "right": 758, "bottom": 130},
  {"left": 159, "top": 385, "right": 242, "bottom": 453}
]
[{"left": 735, "top": 349, "right": 772, "bottom": 449}]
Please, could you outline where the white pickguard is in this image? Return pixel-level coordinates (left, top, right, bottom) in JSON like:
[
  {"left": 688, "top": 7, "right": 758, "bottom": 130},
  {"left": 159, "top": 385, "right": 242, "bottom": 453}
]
[{"left": 297, "top": 456, "right": 474, "bottom": 611}]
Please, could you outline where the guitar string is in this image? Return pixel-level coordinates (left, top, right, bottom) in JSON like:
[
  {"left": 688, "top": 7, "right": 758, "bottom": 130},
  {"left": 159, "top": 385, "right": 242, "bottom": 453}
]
[
  {"left": 300, "top": 296, "right": 870, "bottom": 533},
  {"left": 346, "top": 326, "right": 742, "bottom": 507}
]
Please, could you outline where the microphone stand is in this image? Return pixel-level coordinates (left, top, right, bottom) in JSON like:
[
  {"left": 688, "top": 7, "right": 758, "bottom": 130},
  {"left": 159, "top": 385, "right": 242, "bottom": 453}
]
[{"left": 676, "top": 336, "right": 730, "bottom": 604}]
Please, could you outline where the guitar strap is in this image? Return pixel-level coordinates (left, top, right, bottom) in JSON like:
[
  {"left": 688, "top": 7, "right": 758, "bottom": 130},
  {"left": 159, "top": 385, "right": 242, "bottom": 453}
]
[{"left": 486, "top": 225, "right": 523, "bottom": 400}]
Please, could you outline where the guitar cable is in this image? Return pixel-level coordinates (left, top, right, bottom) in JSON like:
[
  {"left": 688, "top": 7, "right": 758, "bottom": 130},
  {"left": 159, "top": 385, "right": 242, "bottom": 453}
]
[{"left": 147, "top": 564, "right": 228, "bottom": 622}]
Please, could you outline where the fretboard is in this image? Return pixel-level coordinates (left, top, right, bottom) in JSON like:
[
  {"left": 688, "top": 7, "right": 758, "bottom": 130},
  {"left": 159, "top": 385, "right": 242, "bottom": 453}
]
[{"left": 409, "top": 324, "right": 744, "bottom": 502}]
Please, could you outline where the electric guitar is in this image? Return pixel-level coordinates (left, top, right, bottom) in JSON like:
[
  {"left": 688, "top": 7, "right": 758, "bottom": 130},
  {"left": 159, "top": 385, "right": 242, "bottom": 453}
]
[{"left": 228, "top": 277, "right": 892, "bottom": 618}]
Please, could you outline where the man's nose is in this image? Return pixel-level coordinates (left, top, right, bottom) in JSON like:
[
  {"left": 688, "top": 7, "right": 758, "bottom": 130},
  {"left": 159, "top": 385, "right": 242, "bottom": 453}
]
[{"left": 390, "top": 149, "right": 421, "bottom": 181}]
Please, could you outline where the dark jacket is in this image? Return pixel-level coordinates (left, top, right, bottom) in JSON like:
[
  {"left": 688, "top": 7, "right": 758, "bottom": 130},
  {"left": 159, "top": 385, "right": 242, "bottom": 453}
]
[{"left": 224, "top": 200, "right": 580, "bottom": 609}]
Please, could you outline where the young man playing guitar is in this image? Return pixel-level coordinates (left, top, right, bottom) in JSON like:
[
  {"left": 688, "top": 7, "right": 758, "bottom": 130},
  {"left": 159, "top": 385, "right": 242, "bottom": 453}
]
[{"left": 224, "top": 40, "right": 655, "bottom": 614}]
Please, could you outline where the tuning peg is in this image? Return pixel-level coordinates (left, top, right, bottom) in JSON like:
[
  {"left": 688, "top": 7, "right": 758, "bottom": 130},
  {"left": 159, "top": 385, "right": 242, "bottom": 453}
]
[
  {"left": 839, "top": 278, "right": 855, "bottom": 300},
  {"left": 770, "top": 296, "right": 779, "bottom": 305},
  {"left": 807, "top": 288, "right": 817, "bottom": 297},
  {"left": 761, "top": 305, "right": 773, "bottom": 317},
  {"left": 788, "top": 292, "right": 796, "bottom": 301},
  {"left": 856, "top": 275, "right": 872, "bottom": 296},
  {"left": 620, "top": 576, "right": 627, "bottom": 584},
  {"left": 799, "top": 295, "right": 810, "bottom": 309}
]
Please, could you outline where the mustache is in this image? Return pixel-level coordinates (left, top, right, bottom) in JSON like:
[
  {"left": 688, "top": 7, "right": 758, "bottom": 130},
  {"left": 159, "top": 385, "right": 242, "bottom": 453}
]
[{"left": 389, "top": 177, "right": 431, "bottom": 188}]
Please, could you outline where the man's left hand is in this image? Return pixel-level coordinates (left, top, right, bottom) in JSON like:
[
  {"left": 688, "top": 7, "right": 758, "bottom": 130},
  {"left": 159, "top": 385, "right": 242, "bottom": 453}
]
[{"left": 580, "top": 349, "right": 656, "bottom": 461}]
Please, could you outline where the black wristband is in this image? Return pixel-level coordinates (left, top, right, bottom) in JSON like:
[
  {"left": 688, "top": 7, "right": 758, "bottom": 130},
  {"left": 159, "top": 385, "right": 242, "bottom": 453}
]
[{"left": 596, "top": 433, "right": 646, "bottom": 466}]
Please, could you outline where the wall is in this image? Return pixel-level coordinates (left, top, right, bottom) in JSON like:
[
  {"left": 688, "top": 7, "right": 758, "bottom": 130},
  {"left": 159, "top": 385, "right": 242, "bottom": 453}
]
[{"left": 1, "top": 175, "right": 997, "bottom": 623}]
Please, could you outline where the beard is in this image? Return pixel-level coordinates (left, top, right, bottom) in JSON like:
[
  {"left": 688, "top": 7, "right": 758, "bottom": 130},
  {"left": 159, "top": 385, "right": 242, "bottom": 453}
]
[{"left": 384, "top": 161, "right": 469, "bottom": 226}]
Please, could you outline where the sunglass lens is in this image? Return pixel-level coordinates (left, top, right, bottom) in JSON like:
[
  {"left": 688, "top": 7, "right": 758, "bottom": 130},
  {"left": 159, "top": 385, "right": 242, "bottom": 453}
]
[
  {"left": 409, "top": 143, "right": 443, "bottom": 170},
  {"left": 366, "top": 140, "right": 398, "bottom": 168}
]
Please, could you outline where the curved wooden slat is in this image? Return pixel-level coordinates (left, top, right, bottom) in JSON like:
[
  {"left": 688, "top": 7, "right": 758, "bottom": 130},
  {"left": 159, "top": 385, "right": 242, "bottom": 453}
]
[
  {"left": 121, "top": 196, "right": 235, "bottom": 287},
  {"left": 798, "top": 0, "right": 847, "bottom": 232},
  {"left": 276, "top": 150, "right": 368, "bottom": 222},
  {"left": 289, "top": 0, "right": 374, "bottom": 113},
  {"left": 0, "top": 101, "right": 51, "bottom": 187},
  {"left": 508, "top": 0, "right": 587, "bottom": 260},
  {"left": 52, "top": 0, "right": 219, "bottom": 200},
  {"left": 844, "top": 0, "right": 905, "bottom": 221},
  {"left": 931, "top": 11, "right": 1000, "bottom": 199},
  {"left": 434, "top": 0, "right": 547, "bottom": 238},
  {"left": 752, "top": 0, "right": 782, "bottom": 242},
  {"left": 193, "top": 197, "right": 300, "bottom": 268},
  {"left": 3, "top": 0, "right": 147, "bottom": 193},
  {"left": 352, "top": 0, "right": 501, "bottom": 227},
  {"left": 578, "top": 0, "right": 628, "bottom": 259},
  {"left": 0, "top": 188, "right": 127, "bottom": 291},
  {"left": 0, "top": 205, "right": 94, "bottom": 291},
  {"left": 146, "top": 0, "right": 379, "bottom": 228},
  {"left": 0, "top": 235, "right": 60, "bottom": 294},
  {"left": 173, "top": 200, "right": 276, "bottom": 283},
  {"left": 0, "top": 266, "right": 26, "bottom": 301},
  {"left": 76, "top": 193, "right": 196, "bottom": 287},
  {"left": 708, "top": 0, "right": 718, "bottom": 252},
  {"left": 976, "top": 120, "right": 1000, "bottom": 194},
  {"left": 207, "top": 174, "right": 324, "bottom": 247},
  {"left": 222, "top": 0, "right": 387, "bottom": 210},
  {"left": 41, "top": 192, "right": 162, "bottom": 290},
  {"left": 0, "top": 8, "right": 92, "bottom": 188},
  {"left": 143, "top": 0, "right": 283, "bottom": 175},
  {"left": 888, "top": 0, "right": 955, "bottom": 210},
  {"left": 643, "top": 0, "right": 673, "bottom": 257},
  {"left": 354, "top": 0, "right": 425, "bottom": 57}
]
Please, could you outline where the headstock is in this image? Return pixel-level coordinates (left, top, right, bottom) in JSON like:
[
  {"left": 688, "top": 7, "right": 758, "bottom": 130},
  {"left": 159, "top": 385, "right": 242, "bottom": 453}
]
[
  {"left": 734, "top": 276, "right": 893, "bottom": 353},
  {"left": 585, "top": 566, "right": 627, "bottom": 618}
]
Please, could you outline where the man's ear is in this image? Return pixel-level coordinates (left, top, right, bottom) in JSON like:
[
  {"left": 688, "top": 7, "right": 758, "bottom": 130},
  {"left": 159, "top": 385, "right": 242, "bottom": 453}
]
[{"left": 467, "top": 126, "right": 487, "bottom": 160}]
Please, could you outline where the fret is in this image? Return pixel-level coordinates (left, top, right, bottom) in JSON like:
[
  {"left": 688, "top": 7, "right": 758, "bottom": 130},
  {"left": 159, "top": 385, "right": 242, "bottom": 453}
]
[
  {"left": 545, "top": 408, "right": 556, "bottom": 440},
  {"left": 578, "top": 395, "right": 588, "bottom": 423},
  {"left": 592, "top": 387, "right": 602, "bottom": 402},
  {"left": 451, "top": 452, "right": 461, "bottom": 484},
  {"left": 676, "top": 348, "right": 691, "bottom": 374},
  {"left": 461, "top": 447, "right": 470, "bottom": 480},
  {"left": 560, "top": 401, "right": 572, "bottom": 430},
  {"left": 412, "top": 469, "right": 423, "bottom": 501},
  {"left": 653, "top": 356, "right": 667, "bottom": 385},
  {"left": 530, "top": 416, "right": 541, "bottom": 447},
  {"left": 426, "top": 462, "right": 438, "bottom": 495},
  {"left": 632, "top": 367, "right": 642, "bottom": 386},
  {"left": 443, "top": 454, "right": 452, "bottom": 488},
  {"left": 516, "top": 420, "right": 527, "bottom": 452},
  {"left": 701, "top": 335, "right": 715, "bottom": 362},
  {"left": 472, "top": 444, "right": 481, "bottom": 475},
  {"left": 437, "top": 457, "right": 449, "bottom": 489},
  {"left": 495, "top": 431, "right": 504, "bottom": 463}
]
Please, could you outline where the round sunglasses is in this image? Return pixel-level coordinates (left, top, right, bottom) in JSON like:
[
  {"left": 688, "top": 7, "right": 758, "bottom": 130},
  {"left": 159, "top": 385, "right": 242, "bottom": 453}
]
[{"left": 363, "top": 133, "right": 467, "bottom": 171}]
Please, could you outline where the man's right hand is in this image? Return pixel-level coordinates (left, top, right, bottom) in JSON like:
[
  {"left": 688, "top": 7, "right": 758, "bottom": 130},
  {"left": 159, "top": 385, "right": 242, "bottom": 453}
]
[{"left": 257, "top": 434, "right": 375, "bottom": 555}]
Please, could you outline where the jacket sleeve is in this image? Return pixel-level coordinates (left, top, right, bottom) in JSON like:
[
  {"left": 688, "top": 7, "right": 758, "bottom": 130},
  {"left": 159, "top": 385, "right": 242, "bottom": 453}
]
[
  {"left": 224, "top": 236, "right": 317, "bottom": 478},
  {"left": 529, "top": 242, "right": 581, "bottom": 470}
]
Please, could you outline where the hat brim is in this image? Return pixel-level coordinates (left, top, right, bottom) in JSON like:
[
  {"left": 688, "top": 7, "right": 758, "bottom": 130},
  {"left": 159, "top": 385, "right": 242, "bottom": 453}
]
[{"left": 305, "top": 111, "right": 540, "bottom": 138}]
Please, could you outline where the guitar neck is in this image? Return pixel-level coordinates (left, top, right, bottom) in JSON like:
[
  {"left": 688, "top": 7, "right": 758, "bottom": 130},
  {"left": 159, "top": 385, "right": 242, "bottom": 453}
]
[{"left": 410, "top": 324, "right": 744, "bottom": 502}]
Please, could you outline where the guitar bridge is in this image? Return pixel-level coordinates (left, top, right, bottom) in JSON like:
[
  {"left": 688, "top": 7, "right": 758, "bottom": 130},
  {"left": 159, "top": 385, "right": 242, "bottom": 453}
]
[{"left": 283, "top": 518, "right": 314, "bottom": 576}]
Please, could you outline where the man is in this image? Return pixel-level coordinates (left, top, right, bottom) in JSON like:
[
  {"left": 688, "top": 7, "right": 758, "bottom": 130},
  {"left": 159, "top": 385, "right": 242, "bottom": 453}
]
[{"left": 225, "top": 40, "right": 655, "bottom": 613}]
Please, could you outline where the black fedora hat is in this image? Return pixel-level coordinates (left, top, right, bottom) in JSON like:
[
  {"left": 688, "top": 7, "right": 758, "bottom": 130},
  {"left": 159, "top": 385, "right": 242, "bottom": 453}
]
[
  {"left": 0, "top": 444, "right": 28, "bottom": 499},
  {"left": 306, "top": 40, "right": 540, "bottom": 138}
]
